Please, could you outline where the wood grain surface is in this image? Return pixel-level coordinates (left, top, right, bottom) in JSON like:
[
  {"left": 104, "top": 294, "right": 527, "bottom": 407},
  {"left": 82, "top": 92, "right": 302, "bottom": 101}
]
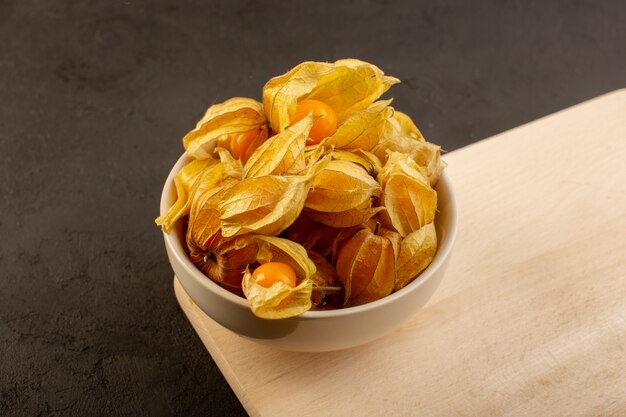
[{"left": 175, "top": 89, "right": 626, "bottom": 417}]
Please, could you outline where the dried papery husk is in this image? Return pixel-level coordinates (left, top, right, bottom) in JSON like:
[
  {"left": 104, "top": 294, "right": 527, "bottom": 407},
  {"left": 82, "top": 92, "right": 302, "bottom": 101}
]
[
  {"left": 335, "top": 226, "right": 401, "bottom": 306},
  {"left": 324, "top": 100, "right": 393, "bottom": 151},
  {"left": 371, "top": 107, "right": 415, "bottom": 147},
  {"left": 352, "top": 149, "right": 383, "bottom": 176},
  {"left": 186, "top": 177, "right": 239, "bottom": 252},
  {"left": 377, "top": 152, "right": 437, "bottom": 237},
  {"left": 395, "top": 222, "right": 438, "bottom": 291},
  {"left": 218, "top": 157, "right": 329, "bottom": 237},
  {"left": 370, "top": 108, "right": 445, "bottom": 185},
  {"left": 373, "top": 138, "right": 445, "bottom": 186},
  {"left": 242, "top": 268, "right": 313, "bottom": 319},
  {"left": 371, "top": 119, "right": 418, "bottom": 164},
  {"left": 307, "top": 59, "right": 398, "bottom": 123},
  {"left": 307, "top": 251, "right": 341, "bottom": 307},
  {"left": 187, "top": 186, "right": 221, "bottom": 252},
  {"left": 263, "top": 59, "right": 398, "bottom": 132},
  {"left": 305, "top": 199, "right": 385, "bottom": 228},
  {"left": 243, "top": 114, "right": 314, "bottom": 178},
  {"left": 374, "top": 106, "right": 423, "bottom": 145},
  {"left": 263, "top": 62, "right": 332, "bottom": 133},
  {"left": 252, "top": 235, "right": 316, "bottom": 281},
  {"left": 237, "top": 236, "right": 317, "bottom": 318},
  {"left": 156, "top": 158, "right": 219, "bottom": 233},
  {"left": 305, "top": 160, "right": 381, "bottom": 213},
  {"left": 328, "top": 149, "right": 378, "bottom": 176},
  {"left": 407, "top": 141, "right": 446, "bottom": 186},
  {"left": 215, "top": 147, "right": 244, "bottom": 179},
  {"left": 183, "top": 97, "right": 266, "bottom": 159},
  {"left": 372, "top": 135, "right": 418, "bottom": 163},
  {"left": 189, "top": 232, "right": 259, "bottom": 289},
  {"left": 391, "top": 110, "right": 424, "bottom": 140},
  {"left": 287, "top": 214, "right": 361, "bottom": 259},
  {"left": 304, "top": 140, "right": 329, "bottom": 164}
]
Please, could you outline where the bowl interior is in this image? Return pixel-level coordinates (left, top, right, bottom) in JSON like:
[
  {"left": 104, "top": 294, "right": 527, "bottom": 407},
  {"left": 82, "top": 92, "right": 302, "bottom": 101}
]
[{"left": 161, "top": 153, "right": 457, "bottom": 319}]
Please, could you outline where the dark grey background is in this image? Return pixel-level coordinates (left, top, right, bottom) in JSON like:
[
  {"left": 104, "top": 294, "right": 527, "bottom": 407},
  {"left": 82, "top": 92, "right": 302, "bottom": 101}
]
[{"left": 1, "top": 0, "right": 624, "bottom": 416}]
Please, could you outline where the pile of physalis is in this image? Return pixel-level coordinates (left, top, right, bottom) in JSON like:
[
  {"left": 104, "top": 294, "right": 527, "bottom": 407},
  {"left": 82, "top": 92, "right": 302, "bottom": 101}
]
[{"left": 157, "top": 59, "right": 445, "bottom": 319}]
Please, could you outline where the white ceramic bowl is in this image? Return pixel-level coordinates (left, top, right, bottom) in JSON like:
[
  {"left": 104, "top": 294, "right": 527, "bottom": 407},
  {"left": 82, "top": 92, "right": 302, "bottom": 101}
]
[{"left": 161, "top": 154, "right": 457, "bottom": 352}]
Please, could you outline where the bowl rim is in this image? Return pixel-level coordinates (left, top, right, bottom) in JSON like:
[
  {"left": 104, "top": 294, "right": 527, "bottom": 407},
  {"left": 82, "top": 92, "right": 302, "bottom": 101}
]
[{"left": 161, "top": 153, "right": 458, "bottom": 320}]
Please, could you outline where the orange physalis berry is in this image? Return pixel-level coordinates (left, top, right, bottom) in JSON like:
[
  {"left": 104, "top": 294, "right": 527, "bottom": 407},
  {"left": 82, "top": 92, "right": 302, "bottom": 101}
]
[
  {"left": 291, "top": 99, "right": 337, "bottom": 144},
  {"left": 252, "top": 262, "right": 297, "bottom": 288},
  {"left": 231, "top": 128, "right": 261, "bottom": 160}
]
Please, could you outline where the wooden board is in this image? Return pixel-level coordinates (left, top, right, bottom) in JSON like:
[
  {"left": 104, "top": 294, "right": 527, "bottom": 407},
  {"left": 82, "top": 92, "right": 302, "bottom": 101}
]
[{"left": 175, "top": 89, "right": 626, "bottom": 417}]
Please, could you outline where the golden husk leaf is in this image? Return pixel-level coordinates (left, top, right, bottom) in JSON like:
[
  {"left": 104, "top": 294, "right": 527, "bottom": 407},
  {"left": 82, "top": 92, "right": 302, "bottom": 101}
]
[
  {"left": 378, "top": 152, "right": 437, "bottom": 237},
  {"left": 392, "top": 110, "right": 424, "bottom": 140},
  {"left": 218, "top": 158, "right": 328, "bottom": 237},
  {"left": 373, "top": 137, "right": 445, "bottom": 186},
  {"left": 305, "top": 160, "right": 381, "bottom": 212},
  {"left": 336, "top": 227, "right": 401, "bottom": 306},
  {"left": 189, "top": 234, "right": 258, "bottom": 289},
  {"left": 263, "top": 59, "right": 399, "bottom": 132},
  {"left": 187, "top": 177, "right": 239, "bottom": 251},
  {"left": 372, "top": 135, "right": 415, "bottom": 162},
  {"left": 307, "top": 251, "right": 341, "bottom": 307},
  {"left": 328, "top": 149, "right": 378, "bottom": 176},
  {"left": 242, "top": 268, "right": 313, "bottom": 319},
  {"left": 395, "top": 222, "right": 438, "bottom": 291},
  {"left": 304, "top": 141, "right": 328, "bottom": 165},
  {"left": 408, "top": 141, "right": 446, "bottom": 186},
  {"left": 306, "top": 59, "right": 399, "bottom": 122},
  {"left": 243, "top": 114, "right": 313, "bottom": 178},
  {"left": 353, "top": 149, "right": 383, "bottom": 175},
  {"left": 215, "top": 147, "right": 245, "bottom": 179},
  {"left": 155, "top": 158, "right": 218, "bottom": 233},
  {"left": 370, "top": 108, "right": 445, "bottom": 185},
  {"left": 183, "top": 97, "right": 266, "bottom": 159},
  {"left": 253, "top": 235, "right": 316, "bottom": 280},
  {"left": 307, "top": 251, "right": 339, "bottom": 288},
  {"left": 305, "top": 200, "right": 384, "bottom": 228},
  {"left": 324, "top": 100, "right": 393, "bottom": 151}
]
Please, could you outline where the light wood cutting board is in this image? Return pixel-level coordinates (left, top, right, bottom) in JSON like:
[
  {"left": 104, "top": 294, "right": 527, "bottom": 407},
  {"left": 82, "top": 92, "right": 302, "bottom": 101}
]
[{"left": 175, "top": 89, "right": 626, "bottom": 417}]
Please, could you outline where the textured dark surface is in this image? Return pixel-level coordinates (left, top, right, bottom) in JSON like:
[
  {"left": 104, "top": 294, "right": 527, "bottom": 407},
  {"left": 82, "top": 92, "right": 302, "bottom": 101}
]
[{"left": 1, "top": 0, "right": 625, "bottom": 416}]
